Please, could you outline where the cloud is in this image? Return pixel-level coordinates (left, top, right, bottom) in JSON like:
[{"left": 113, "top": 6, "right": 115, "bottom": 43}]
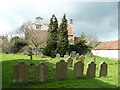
[{"left": 0, "top": 1, "right": 118, "bottom": 41}]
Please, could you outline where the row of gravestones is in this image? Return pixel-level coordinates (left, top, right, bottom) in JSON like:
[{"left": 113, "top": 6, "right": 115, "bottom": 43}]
[{"left": 13, "top": 60, "right": 107, "bottom": 85}]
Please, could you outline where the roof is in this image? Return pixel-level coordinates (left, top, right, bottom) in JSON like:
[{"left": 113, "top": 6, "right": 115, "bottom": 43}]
[
  {"left": 43, "top": 23, "right": 73, "bottom": 36},
  {"left": 94, "top": 40, "right": 120, "bottom": 50}
]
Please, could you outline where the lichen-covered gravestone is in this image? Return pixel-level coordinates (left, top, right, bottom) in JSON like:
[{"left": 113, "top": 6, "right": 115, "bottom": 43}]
[
  {"left": 13, "top": 62, "right": 29, "bottom": 84},
  {"left": 99, "top": 62, "right": 107, "bottom": 77},
  {"left": 87, "top": 61, "right": 96, "bottom": 78},
  {"left": 79, "top": 55, "right": 85, "bottom": 63},
  {"left": 75, "top": 53, "right": 80, "bottom": 60},
  {"left": 35, "top": 62, "right": 48, "bottom": 82},
  {"left": 56, "top": 60, "right": 67, "bottom": 80},
  {"left": 73, "top": 61, "right": 84, "bottom": 78},
  {"left": 67, "top": 57, "right": 73, "bottom": 67}
]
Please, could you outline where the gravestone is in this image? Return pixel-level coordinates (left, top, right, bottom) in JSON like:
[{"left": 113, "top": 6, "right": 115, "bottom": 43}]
[
  {"left": 79, "top": 55, "right": 85, "bottom": 63},
  {"left": 93, "top": 58, "right": 96, "bottom": 63},
  {"left": 13, "top": 62, "right": 29, "bottom": 84},
  {"left": 85, "top": 52, "right": 93, "bottom": 57},
  {"left": 64, "top": 55, "right": 69, "bottom": 59},
  {"left": 56, "top": 60, "right": 67, "bottom": 80},
  {"left": 75, "top": 53, "right": 80, "bottom": 60},
  {"left": 87, "top": 61, "right": 96, "bottom": 78},
  {"left": 35, "top": 62, "right": 48, "bottom": 82},
  {"left": 41, "top": 55, "right": 46, "bottom": 58},
  {"left": 51, "top": 50, "right": 56, "bottom": 58},
  {"left": 99, "top": 62, "right": 107, "bottom": 77},
  {"left": 28, "top": 51, "right": 34, "bottom": 66},
  {"left": 73, "top": 61, "right": 84, "bottom": 78},
  {"left": 56, "top": 54, "right": 60, "bottom": 58},
  {"left": 67, "top": 57, "right": 73, "bottom": 67},
  {"left": 71, "top": 51, "right": 76, "bottom": 57}
]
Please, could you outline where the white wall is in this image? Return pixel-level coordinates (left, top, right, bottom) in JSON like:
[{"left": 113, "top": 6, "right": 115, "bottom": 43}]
[{"left": 92, "top": 50, "right": 120, "bottom": 60}]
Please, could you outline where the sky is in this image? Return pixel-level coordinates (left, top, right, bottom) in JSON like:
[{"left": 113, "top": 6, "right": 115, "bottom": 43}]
[{"left": 0, "top": 0, "right": 118, "bottom": 41}]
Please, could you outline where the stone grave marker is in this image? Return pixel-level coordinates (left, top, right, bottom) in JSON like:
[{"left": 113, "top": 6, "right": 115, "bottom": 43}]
[
  {"left": 75, "top": 53, "right": 80, "bottom": 60},
  {"left": 56, "top": 60, "right": 67, "bottom": 80},
  {"left": 65, "top": 52, "right": 69, "bottom": 55},
  {"left": 51, "top": 50, "right": 56, "bottom": 58},
  {"left": 67, "top": 57, "right": 73, "bottom": 67},
  {"left": 85, "top": 52, "right": 93, "bottom": 57},
  {"left": 13, "top": 62, "right": 29, "bottom": 84},
  {"left": 87, "top": 61, "right": 96, "bottom": 78},
  {"left": 64, "top": 55, "right": 69, "bottom": 59},
  {"left": 99, "top": 62, "right": 107, "bottom": 77},
  {"left": 35, "top": 62, "right": 48, "bottom": 82},
  {"left": 56, "top": 54, "right": 60, "bottom": 58},
  {"left": 93, "top": 58, "right": 96, "bottom": 63},
  {"left": 28, "top": 51, "right": 34, "bottom": 66},
  {"left": 71, "top": 51, "right": 76, "bottom": 57},
  {"left": 73, "top": 61, "right": 84, "bottom": 78},
  {"left": 79, "top": 55, "right": 85, "bottom": 63}
]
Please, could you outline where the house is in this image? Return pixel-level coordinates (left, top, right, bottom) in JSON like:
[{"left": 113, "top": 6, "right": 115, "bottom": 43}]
[
  {"left": 26, "top": 17, "right": 75, "bottom": 48},
  {"left": 92, "top": 40, "right": 120, "bottom": 60}
]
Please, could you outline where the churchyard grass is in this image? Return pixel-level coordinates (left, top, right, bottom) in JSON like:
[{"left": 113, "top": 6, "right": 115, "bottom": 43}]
[{"left": 1, "top": 53, "right": 119, "bottom": 88}]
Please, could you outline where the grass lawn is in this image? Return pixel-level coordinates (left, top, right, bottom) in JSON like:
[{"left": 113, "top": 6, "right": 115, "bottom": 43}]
[{"left": 1, "top": 53, "right": 120, "bottom": 88}]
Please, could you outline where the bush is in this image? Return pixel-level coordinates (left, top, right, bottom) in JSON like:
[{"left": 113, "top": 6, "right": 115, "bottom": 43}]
[{"left": 69, "top": 40, "right": 92, "bottom": 55}]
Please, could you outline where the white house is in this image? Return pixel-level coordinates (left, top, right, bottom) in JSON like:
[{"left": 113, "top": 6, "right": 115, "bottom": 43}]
[{"left": 92, "top": 40, "right": 120, "bottom": 60}]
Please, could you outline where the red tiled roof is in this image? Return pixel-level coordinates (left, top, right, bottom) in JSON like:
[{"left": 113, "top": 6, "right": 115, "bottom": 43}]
[
  {"left": 43, "top": 23, "right": 73, "bottom": 36},
  {"left": 94, "top": 40, "right": 120, "bottom": 50}
]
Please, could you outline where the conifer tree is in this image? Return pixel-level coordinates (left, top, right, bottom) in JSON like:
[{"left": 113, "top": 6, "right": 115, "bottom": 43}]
[
  {"left": 56, "top": 14, "right": 69, "bottom": 57},
  {"left": 43, "top": 15, "right": 58, "bottom": 56}
]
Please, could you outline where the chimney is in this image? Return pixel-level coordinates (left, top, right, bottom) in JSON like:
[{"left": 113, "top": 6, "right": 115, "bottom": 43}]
[{"left": 70, "top": 19, "right": 73, "bottom": 24}]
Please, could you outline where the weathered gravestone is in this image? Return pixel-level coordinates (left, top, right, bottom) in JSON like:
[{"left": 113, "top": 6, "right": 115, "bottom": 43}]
[
  {"left": 99, "top": 62, "right": 107, "bottom": 77},
  {"left": 71, "top": 51, "right": 76, "bottom": 57},
  {"left": 64, "top": 55, "right": 69, "bottom": 59},
  {"left": 79, "top": 55, "right": 85, "bottom": 63},
  {"left": 93, "top": 58, "right": 96, "bottom": 63},
  {"left": 28, "top": 51, "right": 34, "bottom": 66},
  {"left": 87, "top": 61, "right": 96, "bottom": 78},
  {"left": 85, "top": 52, "right": 93, "bottom": 57},
  {"left": 13, "top": 62, "right": 29, "bottom": 84},
  {"left": 56, "top": 54, "right": 60, "bottom": 58},
  {"left": 35, "top": 62, "right": 48, "bottom": 82},
  {"left": 56, "top": 60, "right": 67, "bottom": 80},
  {"left": 65, "top": 52, "right": 69, "bottom": 55},
  {"left": 51, "top": 50, "right": 56, "bottom": 58},
  {"left": 73, "top": 61, "right": 84, "bottom": 78},
  {"left": 75, "top": 53, "right": 80, "bottom": 60},
  {"left": 67, "top": 57, "right": 73, "bottom": 67}
]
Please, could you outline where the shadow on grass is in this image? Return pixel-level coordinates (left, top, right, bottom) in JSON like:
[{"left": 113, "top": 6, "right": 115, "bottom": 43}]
[{"left": 2, "top": 59, "right": 119, "bottom": 88}]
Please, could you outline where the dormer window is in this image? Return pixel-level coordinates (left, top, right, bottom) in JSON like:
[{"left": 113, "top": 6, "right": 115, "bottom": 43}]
[{"left": 36, "top": 24, "right": 42, "bottom": 29}]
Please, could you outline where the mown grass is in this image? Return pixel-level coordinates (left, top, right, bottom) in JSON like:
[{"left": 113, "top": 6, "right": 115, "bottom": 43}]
[{"left": 1, "top": 53, "right": 120, "bottom": 88}]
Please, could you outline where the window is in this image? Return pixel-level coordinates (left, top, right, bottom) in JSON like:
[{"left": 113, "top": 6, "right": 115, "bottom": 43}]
[{"left": 36, "top": 25, "right": 41, "bottom": 29}]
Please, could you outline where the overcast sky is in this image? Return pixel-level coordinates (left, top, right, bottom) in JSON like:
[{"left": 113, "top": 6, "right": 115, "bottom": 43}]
[{"left": 0, "top": 0, "right": 118, "bottom": 41}]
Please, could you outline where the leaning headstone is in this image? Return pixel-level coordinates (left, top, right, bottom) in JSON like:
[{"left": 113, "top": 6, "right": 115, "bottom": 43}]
[
  {"left": 99, "top": 62, "right": 107, "bottom": 77},
  {"left": 67, "top": 57, "right": 73, "bottom": 67},
  {"left": 56, "top": 60, "right": 67, "bottom": 80},
  {"left": 41, "top": 55, "right": 46, "bottom": 58},
  {"left": 64, "top": 55, "right": 69, "bottom": 59},
  {"left": 51, "top": 50, "right": 56, "bottom": 58},
  {"left": 79, "top": 55, "right": 85, "bottom": 63},
  {"left": 71, "top": 51, "right": 76, "bottom": 57},
  {"left": 35, "top": 62, "right": 48, "bottom": 82},
  {"left": 73, "top": 61, "right": 84, "bottom": 78},
  {"left": 75, "top": 53, "right": 80, "bottom": 60},
  {"left": 87, "top": 61, "right": 96, "bottom": 78},
  {"left": 13, "top": 62, "right": 29, "bottom": 84},
  {"left": 56, "top": 54, "right": 60, "bottom": 58}
]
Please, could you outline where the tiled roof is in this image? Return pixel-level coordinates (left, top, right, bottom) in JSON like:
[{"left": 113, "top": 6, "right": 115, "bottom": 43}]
[{"left": 94, "top": 40, "right": 120, "bottom": 50}]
